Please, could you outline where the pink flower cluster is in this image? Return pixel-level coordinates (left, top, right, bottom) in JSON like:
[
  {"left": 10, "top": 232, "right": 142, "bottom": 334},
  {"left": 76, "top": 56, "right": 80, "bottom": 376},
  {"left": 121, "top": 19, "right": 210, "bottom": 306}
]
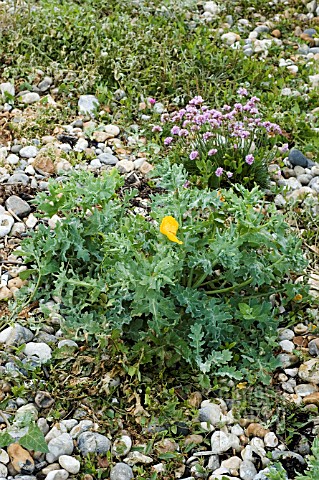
[{"left": 152, "top": 93, "right": 282, "bottom": 180}]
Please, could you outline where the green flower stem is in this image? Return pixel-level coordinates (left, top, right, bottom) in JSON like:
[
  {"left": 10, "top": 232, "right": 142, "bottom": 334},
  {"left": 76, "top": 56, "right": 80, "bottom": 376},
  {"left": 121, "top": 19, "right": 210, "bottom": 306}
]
[
  {"left": 206, "top": 277, "right": 253, "bottom": 295},
  {"left": 192, "top": 272, "right": 209, "bottom": 289},
  {"left": 187, "top": 267, "right": 194, "bottom": 288}
]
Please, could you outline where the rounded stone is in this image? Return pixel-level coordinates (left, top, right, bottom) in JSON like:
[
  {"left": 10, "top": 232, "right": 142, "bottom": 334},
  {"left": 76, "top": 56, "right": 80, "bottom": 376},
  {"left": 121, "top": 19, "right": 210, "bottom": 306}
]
[
  {"left": 77, "top": 432, "right": 111, "bottom": 456},
  {"left": 0, "top": 214, "right": 14, "bottom": 237},
  {"left": 58, "top": 455, "right": 80, "bottom": 474},
  {"left": 199, "top": 403, "right": 222, "bottom": 426},
  {"left": 264, "top": 432, "right": 278, "bottom": 448},
  {"left": 240, "top": 460, "right": 257, "bottom": 480},
  {"left": 279, "top": 329, "right": 295, "bottom": 341},
  {"left": 308, "top": 338, "right": 319, "bottom": 356},
  {"left": 24, "top": 342, "right": 52, "bottom": 363},
  {"left": 112, "top": 435, "right": 132, "bottom": 457},
  {"left": 46, "top": 433, "right": 74, "bottom": 463},
  {"left": 298, "top": 359, "right": 319, "bottom": 384},
  {"left": 19, "top": 146, "right": 38, "bottom": 158},
  {"left": 110, "top": 462, "right": 134, "bottom": 480},
  {"left": 45, "top": 469, "right": 69, "bottom": 480},
  {"left": 279, "top": 340, "right": 295, "bottom": 353}
]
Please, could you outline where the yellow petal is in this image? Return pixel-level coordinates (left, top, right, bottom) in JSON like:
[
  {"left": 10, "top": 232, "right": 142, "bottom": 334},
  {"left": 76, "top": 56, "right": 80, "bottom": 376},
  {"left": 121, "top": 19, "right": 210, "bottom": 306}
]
[
  {"left": 166, "top": 232, "right": 183, "bottom": 244},
  {"left": 160, "top": 216, "right": 183, "bottom": 244},
  {"left": 236, "top": 382, "right": 247, "bottom": 390}
]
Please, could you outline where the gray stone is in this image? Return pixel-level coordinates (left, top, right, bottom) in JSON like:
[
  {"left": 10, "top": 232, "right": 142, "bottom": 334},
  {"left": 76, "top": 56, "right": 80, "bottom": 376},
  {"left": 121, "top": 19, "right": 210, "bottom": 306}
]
[
  {"left": 199, "top": 403, "right": 222, "bottom": 426},
  {"left": 7, "top": 153, "right": 20, "bottom": 165},
  {"left": 0, "top": 82, "right": 15, "bottom": 97},
  {"left": 19, "top": 146, "right": 38, "bottom": 158},
  {"left": 298, "top": 359, "right": 319, "bottom": 384},
  {"left": 16, "top": 403, "right": 39, "bottom": 421},
  {"left": 0, "top": 464, "right": 7, "bottom": 477},
  {"left": 210, "top": 432, "right": 240, "bottom": 454},
  {"left": 38, "top": 77, "right": 53, "bottom": 92},
  {"left": 58, "top": 456, "right": 80, "bottom": 474},
  {"left": 98, "top": 153, "right": 119, "bottom": 165},
  {"left": 279, "top": 340, "right": 294, "bottom": 353},
  {"left": 78, "top": 95, "right": 99, "bottom": 115},
  {"left": 7, "top": 173, "right": 30, "bottom": 185},
  {"left": 57, "top": 340, "right": 78, "bottom": 349},
  {"left": 90, "top": 159, "right": 101, "bottom": 168},
  {"left": 123, "top": 451, "right": 153, "bottom": 466},
  {"left": 309, "top": 47, "right": 319, "bottom": 54},
  {"left": 303, "top": 28, "right": 317, "bottom": 37},
  {"left": 5, "top": 195, "right": 31, "bottom": 218},
  {"left": 0, "top": 214, "right": 14, "bottom": 237},
  {"left": 45, "top": 470, "right": 69, "bottom": 480},
  {"left": 0, "top": 324, "right": 34, "bottom": 345},
  {"left": 70, "top": 420, "right": 94, "bottom": 439},
  {"left": 239, "top": 460, "right": 257, "bottom": 480},
  {"left": 112, "top": 435, "right": 132, "bottom": 457},
  {"left": 19, "top": 92, "right": 41, "bottom": 104},
  {"left": 110, "top": 462, "right": 134, "bottom": 480},
  {"left": 77, "top": 431, "right": 111, "bottom": 456},
  {"left": 309, "top": 338, "right": 319, "bottom": 356},
  {"left": 294, "top": 383, "right": 318, "bottom": 396},
  {"left": 278, "top": 329, "right": 295, "bottom": 341},
  {"left": 46, "top": 433, "right": 74, "bottom": 463},
  {"left": 288, "top": 149, "right": 315, "bottom": 168},
  {"left": 277, "top": 353, "right": 299, "bottom": 368},
  {"left": 24, "top": 342, "right": 52, "bottom": 363},
  {"left": 297, "top": 174, "right": 312, "bottom": 185}
]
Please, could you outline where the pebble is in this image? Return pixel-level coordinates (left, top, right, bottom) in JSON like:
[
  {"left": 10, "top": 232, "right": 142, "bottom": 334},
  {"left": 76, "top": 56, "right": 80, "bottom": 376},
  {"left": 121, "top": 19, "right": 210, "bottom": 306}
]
[
  {"left": 7, "top": 443, "right": 34, "bottom": 474},
  {"left": 0, "top": 214, "right": 14, "bottom": 237},
  {"left": 0, "top": 324, "right": 33, "bottom": 345},
  {"left": 0, "top": 82, "right": 15, "bottom": 97},
  {"left": 77, "top": 432, "right": 111, "bottom": 456},
  {"left": 308, "top": 338, "right": 319, "bottom": 356},
  {"left": 210, "top": 432, "right": 240, "bottom": 454},
  {"left": 116, "top": 160, "right": 134, "bottom": 173},
  {"left": 110, "top": 462, "right": 134, "bottom": 480},
  {"left": 78, "top": 95, "right": 100, "bottom": 115},
  {"left": 0, "top": 450, "right": 9, "bottom": 464},
  {"left": 298, "top": 359, "right": 319, "bottom": 384},
  {"left": 264, "top": 432, "right": 278, "bottom": 448},
  {"left": 24, "top": 342, "right": 52, "bottom": 363},
  {"left": 45, "top": 470, "right": 69, "bottom": 480},
  {"left": 7, "top": 173, "right": 30, "bottom": 185},
  {"left": 221, "top": 32, "right": 240, "bottom": 45},
  {"left": 19, "top": 92, "right": 41, "bottom": 104},
  {"left": 58, "top": 456, "right": 80, "bottom": 474},
  {"left": 278, "top": 329, "right": 295, "bottom": 341},
  {"left": 123, "top": 451, "right": 153, "bottom": 466},
  {"left": 98, "top": 152, "right": 118, "bottom": 165},
  {"left": 288, "top": 149, "right": 315, "bottom": 168},
  {"left": 5, "top": 195, "right": 31, "bottom": 218},
  {"left": 240, "top": 460, "right": 257, "bottom": 480},
  {"left": 112, "top": 435, "right": 132, "bottom": 457},
  {"left": 295, "top": 383, "right": 318, "bottom": 396},
  {"left": 19, "top": 146, "right": 38, "bottom": 158},
  {"left": 70, "top": 420, "right": 94, "bottom": 439},
  {"left": 198, "top": 402, "right": 222, "bottom": 426},
  {"left": 46, "top": 433, "right": 74, "bottom": 463},
  {"left": 279, "top": 340, "right": 295, "bottom": 353},
  {"left": 277, "top": 353, "right": 299, "bottom": 368}
]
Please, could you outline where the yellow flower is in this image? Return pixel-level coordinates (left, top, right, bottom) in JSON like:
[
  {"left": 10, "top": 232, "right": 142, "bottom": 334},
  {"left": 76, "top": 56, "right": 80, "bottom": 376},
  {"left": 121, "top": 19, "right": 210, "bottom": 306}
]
[
  {"left": 236, "top": 382, "right": 247, "bottom": 390},
  {"left": 160, "top": 216, "right": 183, "bottom": 244},
  {"left": 293, "top": 294, "right": 303, "bottom": 302}
]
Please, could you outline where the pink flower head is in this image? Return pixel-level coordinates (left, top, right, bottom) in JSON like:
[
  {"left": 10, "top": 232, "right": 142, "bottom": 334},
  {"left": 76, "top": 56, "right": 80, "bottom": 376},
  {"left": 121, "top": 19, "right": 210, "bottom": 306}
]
[
  {"left": 215, "top": 167, "right": 224, "bottom": 177},
  {"left": 179, "top": 129, "right": 189, "bottom": 137},
  {"left": 164, "top": 137, "right": 173, "bottom": 146},
  {"left": 226, "top": 171, "right": 233, "bottom": 178},
  {"left": 208, "top": 148, "right": 217, "bottom": 156},
  {"left": 189, "top": 95, "right": 204, "bottom": 105},
  {"left": 245, "top": 154, "right": 254, "bottom": 165},
  {"left": 148, "top": 97, "right": 156, "bottom": 105},
  {"left": 237, "top": 87, "right": 248, "bottom": 96},
  {"left": 171, "top": 125, "right": 181, "bottom": 135},
  {"left": 189, "top": 150, "right": 199, "bottom": 160},
  {"left": 152, "top": 125, "right": 163, "bottom": 133},
  {"left": 203, "top": 131, "right": 213, "bottom": 141},
  {"left": 279, "top": 143, "right": 289, "bottom": 153}
]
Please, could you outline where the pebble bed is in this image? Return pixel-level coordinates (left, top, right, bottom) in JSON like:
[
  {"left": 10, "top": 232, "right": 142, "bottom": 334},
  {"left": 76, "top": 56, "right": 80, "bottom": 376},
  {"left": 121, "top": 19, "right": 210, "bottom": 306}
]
[{"left": 0, "top": 0, "right": 319, "bottom": 479}]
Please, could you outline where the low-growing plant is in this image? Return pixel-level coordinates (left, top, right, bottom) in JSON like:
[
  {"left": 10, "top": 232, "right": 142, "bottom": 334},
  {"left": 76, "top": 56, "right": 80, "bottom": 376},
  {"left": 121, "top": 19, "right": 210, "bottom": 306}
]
[
  {"left": 152, "top": 91, "right": 284, "bottom": 189},
  {"left": 0, "top": 411, "right": 48, "bottom": 453},
  {"left": 13, "top": 165, "right": 307, "bottom": 385}
]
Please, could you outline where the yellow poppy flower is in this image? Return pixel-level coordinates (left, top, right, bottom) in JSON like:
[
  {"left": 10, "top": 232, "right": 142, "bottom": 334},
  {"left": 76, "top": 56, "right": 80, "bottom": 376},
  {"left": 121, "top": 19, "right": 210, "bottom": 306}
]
[
  {"left": 236, "top": 382, "right": 247, "bottom": 390},
  {"left": 160, "top": 216, "right": 183, "bottom": 244},
  {"left": 293, "top": 294, "right": 303, "bottom": 302}
]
